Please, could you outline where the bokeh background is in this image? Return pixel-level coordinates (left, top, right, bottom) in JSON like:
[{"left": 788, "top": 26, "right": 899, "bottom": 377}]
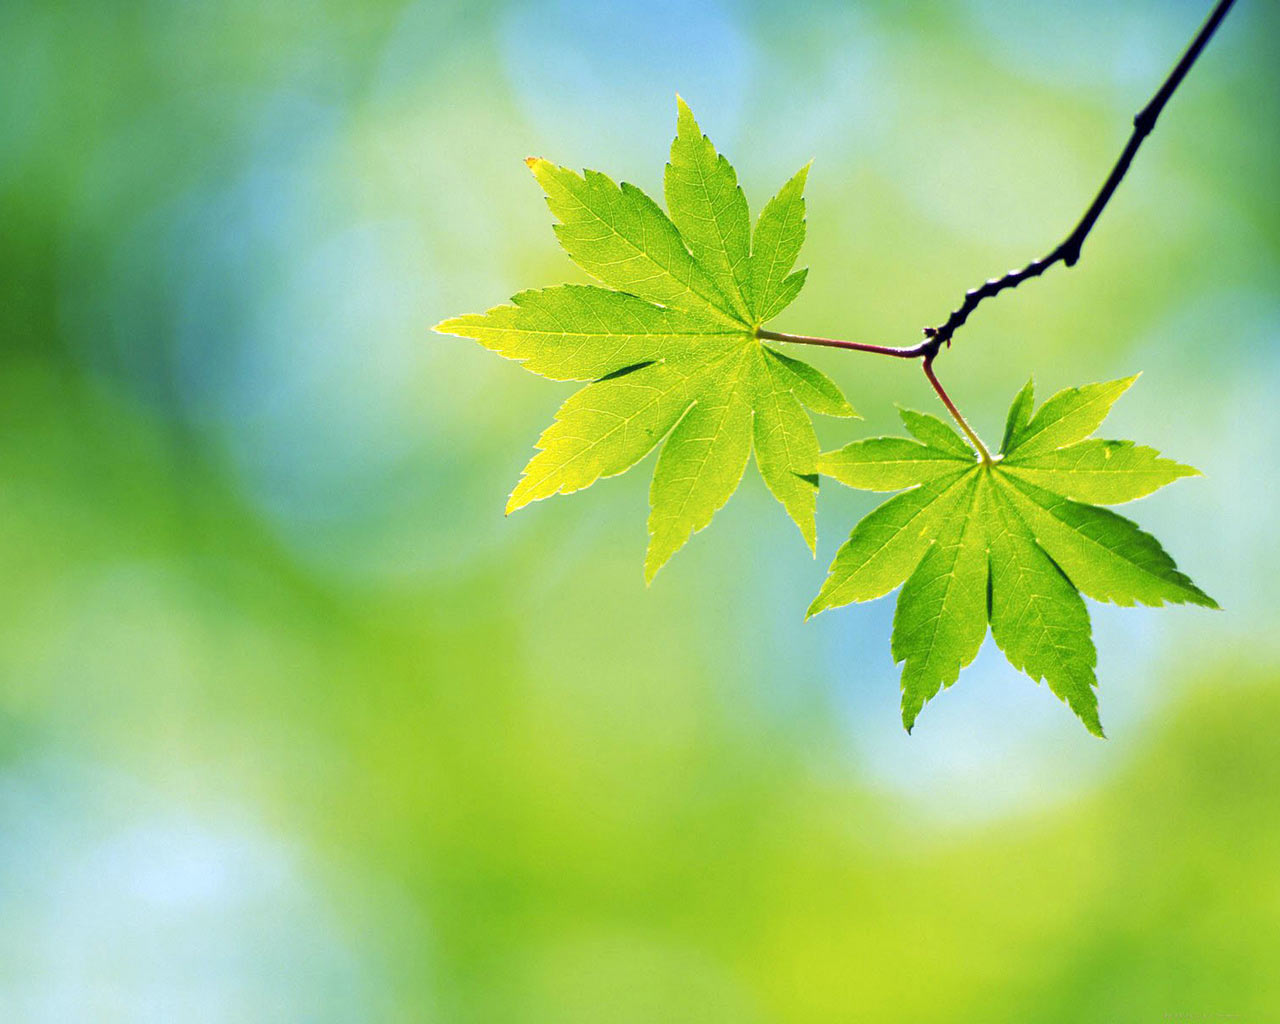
[{"left": 2, "top": 0, "right": 1278, "bottom": 1020}]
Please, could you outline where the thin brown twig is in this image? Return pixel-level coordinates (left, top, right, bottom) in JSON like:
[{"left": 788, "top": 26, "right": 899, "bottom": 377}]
[
  {"left": 923, "top": 356, "right": 992, "bottom": 462},
  {"left": 754, "top": 328, "right": 925, "bottom": 359}
]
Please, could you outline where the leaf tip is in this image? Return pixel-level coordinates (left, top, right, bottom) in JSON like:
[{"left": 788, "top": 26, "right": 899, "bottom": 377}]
[
  {"left": 674, "top": 93, "right": 697, "bottom": 129},
  {"left": 900, "top": 690, "right": 925, "bottom": 734},
  {"left": 643, "top": 541, "right": 670, "bottom": 586},
  {"left": 1080, "top": 711, "right": 1106, "bottom": 738},
  {"left": 504, "top": 488, "right": 530, "bottom": 516},
  {"left": 525, "top": 156, "right": 554, "bottom": 184}
]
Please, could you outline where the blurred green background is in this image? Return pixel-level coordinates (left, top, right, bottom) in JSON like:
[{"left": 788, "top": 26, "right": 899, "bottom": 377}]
[{"left": 2, "top": 0, "right": 1278, "bottom": 1020}]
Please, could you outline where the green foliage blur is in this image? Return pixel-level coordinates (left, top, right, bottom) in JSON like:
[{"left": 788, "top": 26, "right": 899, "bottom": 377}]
[{"left": 1, "top": 0, "right": 1277, "bottom": 1020}]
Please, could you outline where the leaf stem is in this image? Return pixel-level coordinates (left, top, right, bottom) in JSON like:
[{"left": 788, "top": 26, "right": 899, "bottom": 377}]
[
  {"left": 922, "top": 356, "right": 993, "bottom": 463},
  {"left": 756, "top": 329, "right": 994, "bottom": 461},
  {"left": 755, "top": 328, "right": 926, "bottom": 359}
]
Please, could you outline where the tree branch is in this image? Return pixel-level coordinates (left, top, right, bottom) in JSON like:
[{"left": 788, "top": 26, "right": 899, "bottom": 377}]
[
  {"left": 920, "top": 0, "right": 1236, "bottom": 354},
  {"left": 759, "top": 0, "right": 1236, "bottom": 452}
]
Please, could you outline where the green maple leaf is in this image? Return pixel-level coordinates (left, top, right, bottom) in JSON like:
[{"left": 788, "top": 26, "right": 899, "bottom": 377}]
[
  {"left": 435, "top": 97, "right": 856, "bottom": 580},
  {"left": 809, "top": 376, "right": 1217, "bottom": 737}
]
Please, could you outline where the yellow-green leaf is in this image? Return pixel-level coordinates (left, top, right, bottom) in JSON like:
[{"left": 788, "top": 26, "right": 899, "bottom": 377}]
[
  {"left": 436, "top": 99, "right": 854, "bottom": 577},
  {"left": 815, "top": 378, "right": 1214, "bottom": 735}
]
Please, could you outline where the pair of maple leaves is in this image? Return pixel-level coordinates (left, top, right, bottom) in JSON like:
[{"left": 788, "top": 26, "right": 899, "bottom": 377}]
[{"left": 436, "top": 99, "right": 1215, "bottom": 736}]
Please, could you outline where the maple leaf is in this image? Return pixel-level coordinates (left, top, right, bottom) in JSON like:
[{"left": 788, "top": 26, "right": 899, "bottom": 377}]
[
  {"left": 435, "top": 97, "right": 856, "bottom": 581},
  {"left": 809, "top": 376, "right": 1217, "bottom": 737}
]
